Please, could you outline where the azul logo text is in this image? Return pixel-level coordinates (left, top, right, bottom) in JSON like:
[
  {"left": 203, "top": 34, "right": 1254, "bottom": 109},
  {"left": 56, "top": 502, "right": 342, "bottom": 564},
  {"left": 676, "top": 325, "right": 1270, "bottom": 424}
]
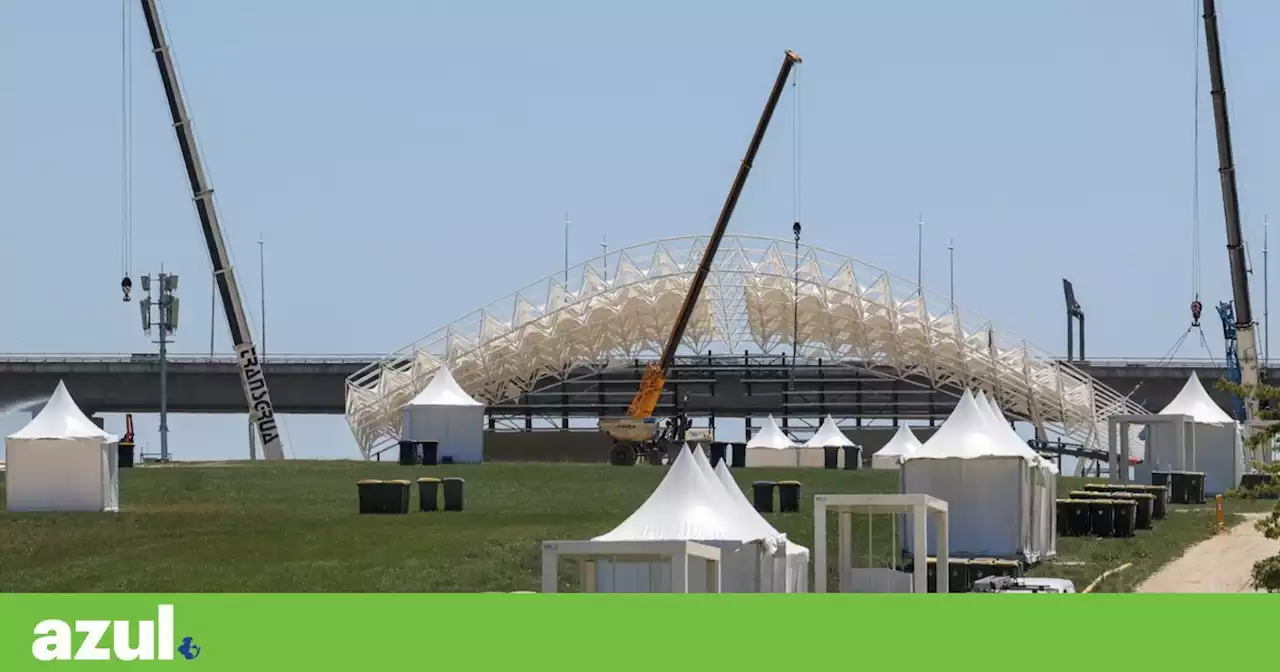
[{"left": 31, "top": 604, "right": 196, "bottom": 661}]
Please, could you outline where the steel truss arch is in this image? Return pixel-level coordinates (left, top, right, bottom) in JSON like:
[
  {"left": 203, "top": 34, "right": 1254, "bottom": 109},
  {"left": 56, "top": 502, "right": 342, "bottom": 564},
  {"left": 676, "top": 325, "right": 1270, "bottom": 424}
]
[{"left": 345, "top": 235, "right": 1147, "bottom": 464}]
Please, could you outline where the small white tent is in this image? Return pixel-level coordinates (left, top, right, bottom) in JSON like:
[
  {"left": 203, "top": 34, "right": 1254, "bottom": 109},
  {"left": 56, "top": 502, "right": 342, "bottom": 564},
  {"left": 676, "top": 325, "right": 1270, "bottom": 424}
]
[
  {"left": 1141, "top": 372, "right": 1244, "bottom": 495},
  {"left": 805, "top": 415, "right": 860, "bottom": 468},
  {"left": 900, "top": 389, "right": 1040, "bottom": 561},
  {"left": 5, "top": 381, "right": 120, "bottom": 513},
  {"left": 746, "top": 415, "right": 807, "bottom": 467},
  {"left": 400, "top": 366, "right": 485, "bottom": 464},
  {"left": 871, "top": 425, "right": 923, "bottom": 470},
  {"left": 590, "top": 445, "right": 791, "bottom": 592},
  {"left": 804, "top": 416, "right": 856, "bottom": 449}
]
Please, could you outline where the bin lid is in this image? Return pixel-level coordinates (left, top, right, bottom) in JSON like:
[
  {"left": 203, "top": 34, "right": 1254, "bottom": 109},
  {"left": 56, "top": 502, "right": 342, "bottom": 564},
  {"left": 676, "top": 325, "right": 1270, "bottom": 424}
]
[
  {"left": 387, "top": 479, "right": 411, "bottom": 485},
  {"left": 776, "top": 480, "right": 802, "bottom": 486},
  {"left": 357, "top": 479, "right": 383, "bottom": 484},
  {"left": 417, "top": 477, "right": 442, "bottom": 483}
]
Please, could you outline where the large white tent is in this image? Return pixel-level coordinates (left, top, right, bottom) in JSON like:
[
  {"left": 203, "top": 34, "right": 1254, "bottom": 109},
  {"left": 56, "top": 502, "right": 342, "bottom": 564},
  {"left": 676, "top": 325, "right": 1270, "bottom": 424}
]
[
  {"left": 588, "top": 444, "right": 799, "bottom": 592},
  {"left": 871, "top": 425, "right": 923, "bottom": 470},
  {"left": 900, "top": 388, "right": 1044, "bottom": 562},
  {"left": 977, "top": 391, "right": 1057, "bottom": 561},
  {"left": 400, "top": 366, "right": 485, "bottom": 464},
  {"left": 1139, "top": 372, "right": 1244, "bottom": 495},
  {"left": 710, "top": 455, "right": 810, "bottom": 591},
  {"left": 5, "top": 381, "right": 120, "bottom": 513}
]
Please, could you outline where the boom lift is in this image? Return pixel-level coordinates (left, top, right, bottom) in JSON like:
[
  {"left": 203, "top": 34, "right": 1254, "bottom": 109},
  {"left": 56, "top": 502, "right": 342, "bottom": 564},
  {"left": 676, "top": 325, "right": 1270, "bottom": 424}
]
[
  {"left": 598, "top": 50, "right": 802, "bottom": 466},
  {"left": 1203, "top": 0, "right": 1262, "bottom": 454},
  {"left": 137, "top": 0, "right": 284, "bottom": 459}
]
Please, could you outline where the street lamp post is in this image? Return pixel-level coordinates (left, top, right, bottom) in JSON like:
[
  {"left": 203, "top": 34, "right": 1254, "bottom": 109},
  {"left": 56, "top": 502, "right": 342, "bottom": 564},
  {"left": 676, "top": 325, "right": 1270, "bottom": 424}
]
[{"left": 139, "top": 270, "right": 180, "bottom": 462}]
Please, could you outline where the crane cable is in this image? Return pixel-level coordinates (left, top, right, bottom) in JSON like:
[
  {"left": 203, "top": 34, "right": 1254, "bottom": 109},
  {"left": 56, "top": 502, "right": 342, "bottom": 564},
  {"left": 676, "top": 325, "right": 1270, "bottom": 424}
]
[
  {"left": 790, "top": 62, "right": 802, "bottom": 365},
  {"left": 1164, "top": 0, "right": 1214, "bottom": 365},
  {"left": 119, "top": 0, "right": 135, "bottom": 301}
]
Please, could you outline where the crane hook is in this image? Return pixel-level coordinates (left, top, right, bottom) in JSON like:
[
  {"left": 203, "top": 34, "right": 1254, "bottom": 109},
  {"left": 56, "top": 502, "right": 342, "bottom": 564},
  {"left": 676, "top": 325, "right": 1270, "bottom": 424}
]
[
  {"left": 1190, "top": 299, "right": 1203, "bottom": 326},
  {"left": 121, "top": 276, "right": 133, "bottom": 302}
]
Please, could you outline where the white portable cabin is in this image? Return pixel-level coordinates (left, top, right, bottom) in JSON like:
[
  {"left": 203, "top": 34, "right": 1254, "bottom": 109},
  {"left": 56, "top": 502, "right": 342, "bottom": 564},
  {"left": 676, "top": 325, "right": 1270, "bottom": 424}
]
[
  {"left": 1139, "top": 373, "right": 1245, "bottom": 495},
  {"left": 5, "top": 381, "right": 120, "bottom": 513},
  {"left": 900, "top": 389, "right": 1045, "bottom": 562},
  {"left": 871, "top": 424, "right": 923, "bottom": 470},
  {"left": 400, "top": 366, "right": 485, "bottom": 463},
  {"left": 584, "top": 445, "right": 799, "bottom": 592},
  {"left": 804, "top": 415, "right": 860, "bottom": 468},
  {"left": 746, "top": 415, "right": 809, "bottom": 467}
]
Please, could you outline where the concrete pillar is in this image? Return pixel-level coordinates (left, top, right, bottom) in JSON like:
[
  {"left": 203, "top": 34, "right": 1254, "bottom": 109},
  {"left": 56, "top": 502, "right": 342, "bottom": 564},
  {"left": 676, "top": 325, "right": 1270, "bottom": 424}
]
[{"left": 89, "top": 415, "right": 105, "bottom": 430}]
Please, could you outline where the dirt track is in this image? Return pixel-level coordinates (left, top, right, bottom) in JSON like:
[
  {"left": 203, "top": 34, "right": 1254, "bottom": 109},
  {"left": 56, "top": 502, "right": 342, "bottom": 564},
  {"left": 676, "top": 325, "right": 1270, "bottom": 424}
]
[{"left": 1137, "top": 513, "right": 1280, "bottom": 593}]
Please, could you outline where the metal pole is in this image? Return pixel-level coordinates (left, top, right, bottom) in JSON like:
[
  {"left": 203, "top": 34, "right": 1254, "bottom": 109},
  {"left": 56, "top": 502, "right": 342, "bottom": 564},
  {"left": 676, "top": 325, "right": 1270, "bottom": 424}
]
[
  {"left": 601, "top": 235, "right": 608, "bottom": 283},
  {"left": 158, "top": 272, "right": 170, "bottom": 463},
  {"left": 917, "top": 214, "right": 923, "bottom": 296},
  {"left": 948, "top": 238, "right": 955, "bottom": 307},
  {"left": 259, "top": 235, "right": 266, "bottom": 362},
  {"left": 563, "top": 213, "right": 570, "bottom": 284},
  {"left": 1266, "top": 214, "right": 1270, "bottom": 367}
]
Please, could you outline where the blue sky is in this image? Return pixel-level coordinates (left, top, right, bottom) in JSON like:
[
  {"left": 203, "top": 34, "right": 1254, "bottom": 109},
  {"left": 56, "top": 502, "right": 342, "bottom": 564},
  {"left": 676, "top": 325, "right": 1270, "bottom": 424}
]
[{"left": 4, "top": 0, "right": 1280, "bottom": 459}]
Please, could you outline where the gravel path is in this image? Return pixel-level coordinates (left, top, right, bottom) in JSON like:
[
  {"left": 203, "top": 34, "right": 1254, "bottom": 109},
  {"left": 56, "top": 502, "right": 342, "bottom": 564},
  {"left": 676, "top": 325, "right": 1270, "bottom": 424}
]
[{"left": 1137, "top": 514, "right": 1280, "bottom": 593}]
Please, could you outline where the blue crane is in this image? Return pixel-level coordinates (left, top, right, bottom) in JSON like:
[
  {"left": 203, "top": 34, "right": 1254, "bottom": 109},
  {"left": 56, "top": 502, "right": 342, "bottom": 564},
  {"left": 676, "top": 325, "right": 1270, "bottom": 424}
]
[{"left": 1217, "top": 301, "right": 1246, "bottom": 421}]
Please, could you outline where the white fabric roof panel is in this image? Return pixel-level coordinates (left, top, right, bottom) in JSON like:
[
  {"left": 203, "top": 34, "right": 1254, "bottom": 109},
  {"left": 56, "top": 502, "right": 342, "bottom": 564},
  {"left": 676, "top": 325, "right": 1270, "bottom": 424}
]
[
  {"left": 8, "top": 381, "right": 117, "bottom": 442},
  {"left": 1158, "top": 373, "right": 1236, "bottom": 425},
  {"left": 345, "top": 235, "right": 1150, "bottom": 464}
]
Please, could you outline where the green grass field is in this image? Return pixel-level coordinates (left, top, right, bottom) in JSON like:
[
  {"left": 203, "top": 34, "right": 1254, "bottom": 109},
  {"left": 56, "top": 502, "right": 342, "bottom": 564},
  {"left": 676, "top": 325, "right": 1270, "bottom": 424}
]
[{"left": 0, "top": 461, "right": 1263, "bottom": 592}]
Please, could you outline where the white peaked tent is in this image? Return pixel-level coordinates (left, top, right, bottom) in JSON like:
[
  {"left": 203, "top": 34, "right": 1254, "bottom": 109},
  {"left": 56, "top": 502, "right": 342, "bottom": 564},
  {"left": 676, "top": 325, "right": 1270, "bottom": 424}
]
[
  {"left": 900, "top": 389, "right": 1041, "bottom": 561},
  {"left": 805, "top": 415, "right": 856, "bottom": 448},
  {"left": 977, "top": 391, "right": 1057, "bottom": 561},
  {"left": 746, "top": 415, "right": 808, "bottom": 467},
  {"left": 871, "top": 425, "right": 923, "bottom": 470},
  {"left": 400, "top": 366, "right": 485, "bottom": 463},
  {"left": 589, "top": 445, "right": 794, "bottom": 592},
  {"left": 712, "top": 457, "right": 810, "bottom": 592},
  {"left": 5, "top": 381, "right": 120, "bottom": 513},
  {"left": 805, "top": 415, "right": 860, "bottom": 468},
  {"left": 1140, "top": 372, "right": 1244, "bottom": 495}
]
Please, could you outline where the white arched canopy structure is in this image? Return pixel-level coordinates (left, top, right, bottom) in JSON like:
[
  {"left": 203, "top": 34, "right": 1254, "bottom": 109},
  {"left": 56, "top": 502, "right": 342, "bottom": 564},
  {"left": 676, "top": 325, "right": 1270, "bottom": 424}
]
[{"left": 345, "top": 235, "right": 1148, "bottom": 464}]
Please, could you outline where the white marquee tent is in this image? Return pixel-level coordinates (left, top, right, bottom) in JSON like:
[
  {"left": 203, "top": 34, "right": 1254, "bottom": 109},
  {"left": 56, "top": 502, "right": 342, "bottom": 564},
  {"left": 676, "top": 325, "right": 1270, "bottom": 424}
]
[
  {"left": 400, "top": 366, "right": 485, "bottom": 464},
  {"left": 900, "top": 388, "right": 1044, "bottom": 562},
  {"left": 587, "top": 444, "right": 798, "bottom": 592},
  {"left": 804, "top": 415, "right": 860, "bottom": 469},
  {"left": 977, "top": 391, "right": 1057, "bottom": 561},
  {"left": 5, "top": 381, "right": 120, "bottom": 513},
  {"left": 1140, "top": 372, "right": 1245, "bottom": 495},
  {"left": 747, "top": 415, "right": 810, "bottom": 467},
  {"left": 710, "top": 454, "right": 810, "bottom": 592},
  {"left": 871, "top": 424, "right": 923, "bottom": 470}
]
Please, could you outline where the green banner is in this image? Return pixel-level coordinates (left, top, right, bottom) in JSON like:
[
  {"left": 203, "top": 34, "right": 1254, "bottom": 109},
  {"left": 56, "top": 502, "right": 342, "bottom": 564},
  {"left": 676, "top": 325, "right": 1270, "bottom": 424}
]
[{"left": 0, "top": 594, "right": 1271, "bottom": 668}]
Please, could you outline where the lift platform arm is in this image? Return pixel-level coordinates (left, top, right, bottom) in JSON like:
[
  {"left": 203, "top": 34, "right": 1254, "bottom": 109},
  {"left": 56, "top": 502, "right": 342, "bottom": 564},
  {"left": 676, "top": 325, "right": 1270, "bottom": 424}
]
[{"left": 622, "top": 50, "right": 802, "bottom": 421}]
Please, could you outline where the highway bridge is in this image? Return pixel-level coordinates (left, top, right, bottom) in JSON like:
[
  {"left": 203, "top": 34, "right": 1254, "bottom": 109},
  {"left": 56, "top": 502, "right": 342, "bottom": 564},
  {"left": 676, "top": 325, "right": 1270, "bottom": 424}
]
[{"left": 0, "top": 353, "right": 1250, "bottom": 425}]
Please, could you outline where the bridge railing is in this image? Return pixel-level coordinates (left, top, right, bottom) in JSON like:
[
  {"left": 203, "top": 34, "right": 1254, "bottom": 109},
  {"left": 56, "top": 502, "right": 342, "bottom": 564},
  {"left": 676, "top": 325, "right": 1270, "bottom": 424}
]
[
  {"left": 1064, "top": 357, "right": 1226, "bottom": 368},
  {"left": 0, "top": 353, "right": 385, "bottom": 364}
]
